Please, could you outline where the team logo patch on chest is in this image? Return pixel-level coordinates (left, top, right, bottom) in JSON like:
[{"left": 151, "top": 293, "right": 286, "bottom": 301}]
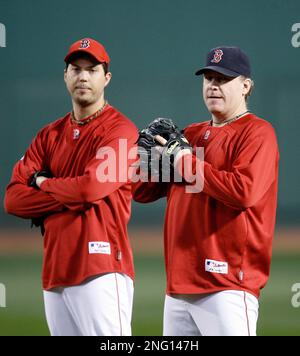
[
  {"left": 205, "top": 259, "right": 228, "bottom": 274},
  {"left": 203, "top": 130, "right": 211, "bottom": 140},
  {"left": 73, "top": 129, "right": 80, "bottom": 140},
  {"left": 89, "top": 242, "right": 111, "bottom": 255}
]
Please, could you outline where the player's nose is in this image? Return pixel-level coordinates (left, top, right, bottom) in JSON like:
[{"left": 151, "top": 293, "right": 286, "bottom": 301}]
[
  {"left": 78, "top": 70, "right": 89, "bottom": 81},
  {"left": 208, "top": 78, "right": 219, "bottom": 87}
]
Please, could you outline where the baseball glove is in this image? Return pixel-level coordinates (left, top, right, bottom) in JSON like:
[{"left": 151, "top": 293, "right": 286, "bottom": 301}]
[
  {"left": 160, "top": 133, "right": 192, "bottom": 165},
  {"left": 137, "top": 118, "right": 192, "bottom": 180}
]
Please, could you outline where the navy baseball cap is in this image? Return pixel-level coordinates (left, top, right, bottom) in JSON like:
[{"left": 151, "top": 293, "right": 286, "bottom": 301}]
[{"left": 195, "top": 46, "right": 251, "bottom": 78}]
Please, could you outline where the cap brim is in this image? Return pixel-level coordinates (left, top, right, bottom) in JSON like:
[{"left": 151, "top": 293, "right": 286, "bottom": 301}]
[
  {"left": 195, "top": 66, "right": 240, "bottom": 77},
  {"left": 64, "top": 50, "right": 102, "bottom": 64}
]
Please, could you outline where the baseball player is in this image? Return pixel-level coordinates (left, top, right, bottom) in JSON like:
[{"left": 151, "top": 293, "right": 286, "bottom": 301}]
[
  {"left": 4, "top": 38, "right": 138, "bottom": 336},
  {"left": 133, "top": 46, "right": 279, "bottom": 336}
]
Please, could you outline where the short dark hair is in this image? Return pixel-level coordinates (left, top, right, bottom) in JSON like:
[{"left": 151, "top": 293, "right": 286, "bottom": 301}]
[
  {"left": 65, "top": 52, "right": 109, "bottom": 74},
  {"left": 101, "top": 62, "right": 109, "bottom": 74}
]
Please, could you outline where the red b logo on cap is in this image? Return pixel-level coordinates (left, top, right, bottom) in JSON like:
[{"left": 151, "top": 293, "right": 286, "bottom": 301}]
[
  {"left": 211, "top": 49, "right": 223, "bottom": 63},
  {"left": 79, "top": 39, "right": 90, "bottom": 49}
]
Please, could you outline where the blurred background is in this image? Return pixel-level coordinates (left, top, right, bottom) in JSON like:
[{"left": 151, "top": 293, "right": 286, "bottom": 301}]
[{"left": 0, "top": 0, "right": 299, "bottom": 335}]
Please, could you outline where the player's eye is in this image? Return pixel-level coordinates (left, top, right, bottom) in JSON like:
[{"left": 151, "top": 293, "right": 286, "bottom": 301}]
[
  {"left": 218, "top": 77, "right": 231, "bottom": 84},
  {"left": 204, "top": 75, "right": 212, "bottom": 81}
]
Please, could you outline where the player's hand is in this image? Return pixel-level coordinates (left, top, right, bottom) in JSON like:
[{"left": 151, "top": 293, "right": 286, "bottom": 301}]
[
  {"left": 29, "top": 170, "right": 52, "bottom": 189},
  {"left": 154, "top": 135, "right": 167, "bottom": 146},
  {"left": 154, "top": 134, "right": 192, "bottom": 167},
  {"left": 36, "top": 176, "right": 48, "bottom": 188}
]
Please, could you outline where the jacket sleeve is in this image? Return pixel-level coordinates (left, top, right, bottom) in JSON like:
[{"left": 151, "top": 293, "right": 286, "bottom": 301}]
[
  {"left": 4, "top": 180, "right": 65, "bottom": 219},
  {"left": 132, "top": 181, "right": 168, "bottom": 203},
  {"left": 4, "top": 130, "right": 65, "bottom": 219},
  {"left": 39, "top": 123, "right": 139, "bottom": 205},
  {"left": 176, "top": 124, "right": 279, "bottom": 210}
]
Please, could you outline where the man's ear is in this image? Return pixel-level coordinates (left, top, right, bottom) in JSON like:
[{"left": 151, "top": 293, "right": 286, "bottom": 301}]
[
  {"left": 243, "top": 78, "right": 252, "bottom": 96},
  {"left": 64, "top": 68, "right": 67, "bottom": 84},
  {"left": 104, "top": 72, "right": 112, "bottom": 88}
]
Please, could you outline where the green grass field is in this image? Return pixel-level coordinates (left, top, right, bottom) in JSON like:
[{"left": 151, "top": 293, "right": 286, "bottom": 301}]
[{"left": 0, "top": 252, "right": 299, "bottom": 336}]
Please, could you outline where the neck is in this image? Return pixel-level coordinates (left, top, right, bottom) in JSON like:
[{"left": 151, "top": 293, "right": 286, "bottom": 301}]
[
  {"left": 212, "top": 104, "right": 248, "bottom": 125},
  {"left": 72, "top": 97, "right": 106, "bottom": 121},
  {"left": 212, "top": 108, "right": 249, "bottom": 127}
]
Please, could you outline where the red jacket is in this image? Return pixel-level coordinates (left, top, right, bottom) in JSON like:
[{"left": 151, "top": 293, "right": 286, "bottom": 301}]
[
  {"left": 5, "top": 104, "right": 138, "bottom": 290},
  {"left": 133, "top": 114, "right": 279, "bottom": 298}
]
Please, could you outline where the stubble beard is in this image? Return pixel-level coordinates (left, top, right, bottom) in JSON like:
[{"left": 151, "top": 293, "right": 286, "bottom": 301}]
[{"left": 73, "top": 93, "right": 96, "bottom": 108}]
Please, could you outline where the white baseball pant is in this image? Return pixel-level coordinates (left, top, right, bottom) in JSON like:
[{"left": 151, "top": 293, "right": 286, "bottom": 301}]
[
  {"left": 43, "top": 273, "right": 133, "bottom": 336},
  {"left": 163, "top": 290, "right": 259, "bottom": 336}
]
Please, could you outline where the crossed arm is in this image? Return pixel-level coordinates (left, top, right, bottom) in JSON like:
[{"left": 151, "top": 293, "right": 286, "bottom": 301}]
[
  {"left": 5, "top": 125, "right": 138, "bottom": 219},
  {"left": 4, "top": 129, "right": 66, "bottom": 219}
]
